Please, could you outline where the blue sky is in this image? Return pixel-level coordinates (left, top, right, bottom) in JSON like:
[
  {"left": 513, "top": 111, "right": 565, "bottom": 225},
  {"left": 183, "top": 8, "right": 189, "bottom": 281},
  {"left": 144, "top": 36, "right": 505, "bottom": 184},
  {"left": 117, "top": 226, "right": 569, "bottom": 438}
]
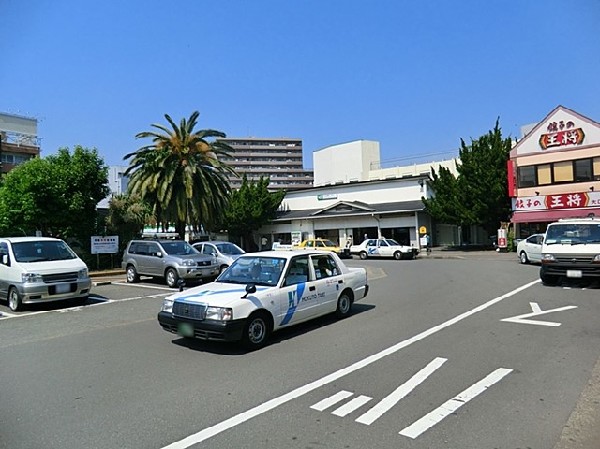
[{"left": 2, "top": 0, "right": 599, "bottom": 169}]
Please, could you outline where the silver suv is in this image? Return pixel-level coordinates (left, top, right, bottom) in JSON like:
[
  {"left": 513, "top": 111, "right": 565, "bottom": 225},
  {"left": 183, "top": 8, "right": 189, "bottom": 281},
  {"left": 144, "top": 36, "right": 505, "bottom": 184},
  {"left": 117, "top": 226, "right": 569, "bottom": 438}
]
[
  {"left": 122, "top": 239, "right": 218, "bottom": 288},
  {"left": 192, "top": 240, "right": 245, "bottom": 274}
]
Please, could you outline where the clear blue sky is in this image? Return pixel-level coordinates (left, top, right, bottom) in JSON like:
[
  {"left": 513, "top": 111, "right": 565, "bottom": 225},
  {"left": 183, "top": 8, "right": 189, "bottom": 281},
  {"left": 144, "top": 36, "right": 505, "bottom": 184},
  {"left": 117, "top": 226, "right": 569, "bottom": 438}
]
[{"left": 2, "top": 0, "right": 599, "bottom": 169}]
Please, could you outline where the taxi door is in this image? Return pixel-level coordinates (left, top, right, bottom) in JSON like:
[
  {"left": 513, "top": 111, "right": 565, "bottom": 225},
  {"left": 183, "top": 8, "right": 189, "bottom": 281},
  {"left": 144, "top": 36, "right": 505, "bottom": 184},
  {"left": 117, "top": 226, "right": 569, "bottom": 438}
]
[
  {"left": 377, "top": 239, "right": 393, "bottom": 257},
  {"left": 310, "top": 254, "right": 343, "bottom": 313},
  {"left": 277, "top": 255, "right": 320, "bottom": 326}
]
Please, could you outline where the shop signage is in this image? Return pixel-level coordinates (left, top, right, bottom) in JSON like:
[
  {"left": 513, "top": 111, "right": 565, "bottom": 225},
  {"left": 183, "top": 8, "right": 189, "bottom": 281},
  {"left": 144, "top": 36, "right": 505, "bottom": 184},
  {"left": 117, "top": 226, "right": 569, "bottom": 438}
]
[
  {"left": 539, "top": 120, "right": 585, "bottom": 150},
  {"left": 514, "top": 191, "right": 600, "bottom": 211}
]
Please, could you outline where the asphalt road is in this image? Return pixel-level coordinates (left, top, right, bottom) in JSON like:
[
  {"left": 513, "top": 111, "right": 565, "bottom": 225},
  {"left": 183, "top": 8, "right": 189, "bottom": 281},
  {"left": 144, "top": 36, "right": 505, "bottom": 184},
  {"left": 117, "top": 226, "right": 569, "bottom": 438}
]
[{"left": 1, "top": 256, "right": 599, "bottom": 449}]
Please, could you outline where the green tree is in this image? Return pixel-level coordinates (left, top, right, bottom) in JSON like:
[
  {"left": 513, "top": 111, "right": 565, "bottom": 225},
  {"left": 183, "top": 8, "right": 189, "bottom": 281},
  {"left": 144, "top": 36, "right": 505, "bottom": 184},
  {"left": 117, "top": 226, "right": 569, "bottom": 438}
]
[
  {"left": 0, "top": 146, "right": 109, "bottom": 241},
  {"left": 222, "top": 175, "right": 285, "bottom": 250},
  {"left": 105, "top": 194, "right": 152, "bottom": 249},
  {"left": 423, "top": 119, "right": 512, "bottom": 236},
  {"left": 124, "top": 111, "right": 236, "bottom": 238}
]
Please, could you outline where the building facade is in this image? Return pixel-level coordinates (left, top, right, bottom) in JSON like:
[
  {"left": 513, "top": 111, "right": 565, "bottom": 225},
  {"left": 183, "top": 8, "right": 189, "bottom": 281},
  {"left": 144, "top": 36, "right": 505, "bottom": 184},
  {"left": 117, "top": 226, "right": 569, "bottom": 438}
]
[
  {"left": 254, "top": 140, "right": 462, "bottom": 251},
  {"left": 217, "top": 137, "right": 314, "bottom": 190},
  {"left": 0, "top": 113, "right": 40, "bottom": 174},
  {"left": 509, "top": 105, "right": 600, "bottom": 238}
]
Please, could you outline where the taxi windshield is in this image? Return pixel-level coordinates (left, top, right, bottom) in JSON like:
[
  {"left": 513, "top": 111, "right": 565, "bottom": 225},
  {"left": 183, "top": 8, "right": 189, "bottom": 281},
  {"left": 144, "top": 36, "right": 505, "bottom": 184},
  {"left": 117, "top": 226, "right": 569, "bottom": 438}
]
[{"left": 218, "top": 256, "right": 286, "bottom": 286}]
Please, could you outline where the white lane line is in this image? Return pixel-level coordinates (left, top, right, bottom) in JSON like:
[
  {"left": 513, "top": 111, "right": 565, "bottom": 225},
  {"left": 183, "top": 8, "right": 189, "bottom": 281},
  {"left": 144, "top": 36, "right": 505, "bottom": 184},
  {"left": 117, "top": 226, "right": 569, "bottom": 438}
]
[
  {"left": 399, "top": 367, "right": 513, "bottom": 439},
  {"left": 332, "top": 395, "right": 372, "bottom": 417},
  {"left": 112, "top": 282, "right": 174, "bottom": 291},
  {"left": 311, "top": 390, "right": 354, "bottom": 411},
  {"left": 160, "top": 279, "right": 540, "bottom": 449},
  {"left": 355, "top": 357, "right": 447, "bottom": 425}
]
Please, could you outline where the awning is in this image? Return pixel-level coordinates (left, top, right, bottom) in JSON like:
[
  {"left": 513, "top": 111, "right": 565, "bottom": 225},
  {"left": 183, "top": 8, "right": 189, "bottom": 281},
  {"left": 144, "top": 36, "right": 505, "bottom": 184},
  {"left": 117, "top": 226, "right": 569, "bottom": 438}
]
[{"left": 511, "top": 208, "right": 600, "bottom": 223}]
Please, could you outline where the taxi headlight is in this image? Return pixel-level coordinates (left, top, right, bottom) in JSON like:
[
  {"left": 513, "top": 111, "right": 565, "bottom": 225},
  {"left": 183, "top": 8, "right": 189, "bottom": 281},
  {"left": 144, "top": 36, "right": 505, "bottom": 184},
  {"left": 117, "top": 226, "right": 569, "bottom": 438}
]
[
  {"left": 22, "top": 273, "right": 43, "bottom": 283},
  {"left": 205, "top": 306, "right": 233, "bottom": 321},
  {"left": 593, "top": 254, "right": 600, "bottom": 263},
  {"left": 161, "top": 297, "right": 175, "bottom": 313}
]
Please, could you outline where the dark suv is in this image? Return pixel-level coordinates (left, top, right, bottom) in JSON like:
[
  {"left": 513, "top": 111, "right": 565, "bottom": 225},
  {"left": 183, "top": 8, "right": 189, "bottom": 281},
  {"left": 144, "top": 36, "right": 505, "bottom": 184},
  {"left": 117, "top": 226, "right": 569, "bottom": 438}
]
[{"left": 122, "top": 239, "right": 218, "bottom": 288}]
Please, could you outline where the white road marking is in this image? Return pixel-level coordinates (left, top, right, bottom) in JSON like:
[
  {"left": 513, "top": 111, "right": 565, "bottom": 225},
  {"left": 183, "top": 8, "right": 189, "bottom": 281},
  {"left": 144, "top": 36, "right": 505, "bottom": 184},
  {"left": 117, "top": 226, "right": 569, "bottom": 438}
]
[
  {"left": 332, "top": 395, "right": 372, "bottom": 417},
  {"left": 399, "top": 368, "right": 513, "bottom": 439},
  {"left": 310, "top": 390, "right": 354, "bottom": 411},
  {"left": 112, "top": 282, "right": 173, "bottom": 291},
  {"left": 355, "top": 357, "right": 447, "bottom": 425},
  {"left": 501, "top": 301, "right": 577, "bottom": 327},
  {"left": 160, "top": 279, "right": 540, "bottom": 449}
]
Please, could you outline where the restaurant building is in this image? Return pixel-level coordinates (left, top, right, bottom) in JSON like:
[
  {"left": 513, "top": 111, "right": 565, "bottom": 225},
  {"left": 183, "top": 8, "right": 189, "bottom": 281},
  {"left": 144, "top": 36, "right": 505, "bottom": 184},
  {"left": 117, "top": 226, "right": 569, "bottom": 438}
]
[{"left": 509, "top": 105, "right": 600, "bottom": 238}]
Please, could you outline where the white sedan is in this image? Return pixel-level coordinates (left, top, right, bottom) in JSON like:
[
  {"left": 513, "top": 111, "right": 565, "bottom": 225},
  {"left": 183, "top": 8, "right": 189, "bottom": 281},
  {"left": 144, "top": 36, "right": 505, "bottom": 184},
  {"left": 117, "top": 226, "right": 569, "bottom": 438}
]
[
  {"left": 157, "top": 250, "right": 368, "bottom": 350},
  {"left": 516, "top": 233, "right": 545, "bottom": 264},
  {"left": 350, "top": 238, "right": 418, "bottom": 260}
]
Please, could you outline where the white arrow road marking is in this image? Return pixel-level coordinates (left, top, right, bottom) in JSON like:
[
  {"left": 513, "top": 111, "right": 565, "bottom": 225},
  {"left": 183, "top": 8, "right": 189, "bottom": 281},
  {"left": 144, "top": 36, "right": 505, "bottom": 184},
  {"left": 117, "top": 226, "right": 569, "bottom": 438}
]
[
  {"left": 399, "top": 368, "right": 513, "bottom": 439},
  {"left": 501, "top": 302, "right": 577, "bottom": 327}
]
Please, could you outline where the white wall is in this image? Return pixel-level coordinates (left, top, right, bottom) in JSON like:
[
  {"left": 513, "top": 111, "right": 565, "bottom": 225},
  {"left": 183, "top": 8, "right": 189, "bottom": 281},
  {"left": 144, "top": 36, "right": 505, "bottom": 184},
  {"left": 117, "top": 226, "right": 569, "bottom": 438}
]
[{"left": 313, "top": 140, "right": 380, "bottom": 186}]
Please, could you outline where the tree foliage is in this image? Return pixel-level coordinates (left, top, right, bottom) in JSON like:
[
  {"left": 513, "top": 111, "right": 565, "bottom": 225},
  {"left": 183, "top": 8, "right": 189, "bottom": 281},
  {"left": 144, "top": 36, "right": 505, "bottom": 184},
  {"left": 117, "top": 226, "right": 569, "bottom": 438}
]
[
  {"left": 0, "top": 146, "right": 109, "bottom": 241},
  {"left": 105, "top": 194, "right": 152, "bottom": 249},
  {"left": 223, "top": 175, "right": 285, "bottom": 250},
  {"left": 423, "top": 120, "right": 512, "bottom": 235},
  {"left": 124, "top": 111, "right": 236, "bottom": 238}
]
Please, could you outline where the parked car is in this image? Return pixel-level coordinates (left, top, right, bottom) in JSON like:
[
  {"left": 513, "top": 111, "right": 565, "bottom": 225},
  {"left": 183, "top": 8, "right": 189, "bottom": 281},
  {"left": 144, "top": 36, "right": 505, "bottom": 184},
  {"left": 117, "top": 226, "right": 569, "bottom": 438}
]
[
  {"left": 350, "top": 238, "right": 418, "bottom": 260},
  {"left": 0, "top": 237, "right": 91, "bottom": 311},
  {"left": 122, "top": 239, "right": 218, "bottom": 288},
  {"left": 157, "top": 250, "right": 368, "bottom": 350},
  {"left": 516, "top": 233, "right": 545, "bottom": 264},
  {"left": 192, "top": 241, "right": 245, "bottom": 274},
  {"left": 294, "top": 238, "right": 352, "bottom": 258}
]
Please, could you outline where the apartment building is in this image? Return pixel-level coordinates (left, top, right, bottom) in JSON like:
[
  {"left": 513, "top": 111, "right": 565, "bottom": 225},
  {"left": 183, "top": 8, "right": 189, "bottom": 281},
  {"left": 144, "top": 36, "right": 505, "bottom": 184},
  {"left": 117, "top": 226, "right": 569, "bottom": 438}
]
[
  {"left": 0, "top": 112, "right": 40, "bottom": 174},
  {"left": 217, "top": 137, "right": 314, "bottom": 190}
]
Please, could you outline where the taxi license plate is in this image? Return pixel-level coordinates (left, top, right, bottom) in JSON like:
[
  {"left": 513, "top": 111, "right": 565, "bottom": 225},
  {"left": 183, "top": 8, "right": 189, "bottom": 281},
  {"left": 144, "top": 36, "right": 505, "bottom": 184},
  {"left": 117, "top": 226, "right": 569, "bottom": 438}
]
[
  {"left": 177, "top": 323, "right": 195, "bottom": 337},
  {"left": 566, "top": 270, "right": 583, "bottom": 278}
]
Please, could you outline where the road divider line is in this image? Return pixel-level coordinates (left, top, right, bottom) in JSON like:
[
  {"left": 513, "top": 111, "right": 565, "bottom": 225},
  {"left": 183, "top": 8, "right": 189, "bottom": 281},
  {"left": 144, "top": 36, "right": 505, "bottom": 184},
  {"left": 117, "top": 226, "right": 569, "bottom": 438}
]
[
  {"left": 399, "top": 367, "right": 513, "bottom": 439},
  {"left": 355, "top": 357, "right": 447, "bottom": 425},
  {"left": 161, "top": 279, "right": 540, "bottom": 449}
]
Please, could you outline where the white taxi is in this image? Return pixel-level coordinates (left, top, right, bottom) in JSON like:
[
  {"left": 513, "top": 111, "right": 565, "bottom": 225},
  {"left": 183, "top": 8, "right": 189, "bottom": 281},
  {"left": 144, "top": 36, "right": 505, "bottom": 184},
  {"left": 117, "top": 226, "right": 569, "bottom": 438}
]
[
  {"left": 350, "top": 238, "right": 418, "bottom": 260},
  {"left": 157, "top": 250, "right": 368, "bottom": 350}
]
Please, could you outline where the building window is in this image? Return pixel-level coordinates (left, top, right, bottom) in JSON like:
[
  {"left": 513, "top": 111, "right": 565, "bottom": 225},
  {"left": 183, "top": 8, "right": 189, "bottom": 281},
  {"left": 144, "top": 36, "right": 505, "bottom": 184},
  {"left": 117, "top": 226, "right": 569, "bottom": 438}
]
[
  {"left": 574, "top": 158, "right": 593, "bottom": 182},
  {"left": 537, "top": 164, "right": 552, "bottom": 185},
  {"left": 553, "top": 161, "right": 573, "bottom": 183},
  {"left": 594, "top": 157, "right": 600, "bottom": 181},
  {"left": 517, "top": 166, "right": 536, "bottom": 188}
]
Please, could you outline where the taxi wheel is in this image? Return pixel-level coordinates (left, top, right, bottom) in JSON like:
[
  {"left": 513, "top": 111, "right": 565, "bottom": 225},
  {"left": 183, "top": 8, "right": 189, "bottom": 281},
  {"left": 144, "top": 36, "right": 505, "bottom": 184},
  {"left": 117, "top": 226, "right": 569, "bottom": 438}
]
[
  {"left": 242, "top": 312, "right": 271, "bottom": 350},
  {"left": 359, "top": 251, "right": 368, "bottom": 260},
  {"left": 393, "top": 251, "right": 402, "bottom": 260},
  {"left": 335, "top": 291, "right": 353, "bottom": 318},
  {"left": 165, "top": 268, "right": 179, "bottom": 288},
  {"left": 8, "top": 287, "right": 22, "bottom": 312}
]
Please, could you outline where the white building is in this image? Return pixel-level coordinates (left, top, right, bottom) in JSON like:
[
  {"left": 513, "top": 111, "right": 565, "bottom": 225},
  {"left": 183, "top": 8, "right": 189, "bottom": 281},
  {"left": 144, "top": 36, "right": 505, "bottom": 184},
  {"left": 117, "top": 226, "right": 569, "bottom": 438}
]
[
  {"left": 256, "top": 140, "right": 460, "bottom": 250},
  {"left": 97, "top": 165, "right": 129, "bottom": 209}
]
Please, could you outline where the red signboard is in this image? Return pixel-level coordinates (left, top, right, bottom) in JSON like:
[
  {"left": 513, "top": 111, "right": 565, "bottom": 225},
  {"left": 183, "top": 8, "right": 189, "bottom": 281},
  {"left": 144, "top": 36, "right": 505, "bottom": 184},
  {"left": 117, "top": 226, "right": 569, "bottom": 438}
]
[{"left": 539, "top": 128, "right": 585, "bottom": 150}]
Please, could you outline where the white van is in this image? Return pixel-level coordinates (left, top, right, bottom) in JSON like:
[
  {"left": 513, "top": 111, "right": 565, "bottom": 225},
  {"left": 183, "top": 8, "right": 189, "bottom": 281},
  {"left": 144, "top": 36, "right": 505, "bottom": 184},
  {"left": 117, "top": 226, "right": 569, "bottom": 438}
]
[
  {"left": 540, "top": 217, "right": 600, "bottom": 285},
  {"left": 0, "top": 237, "right": 92, "bottom": 311}
]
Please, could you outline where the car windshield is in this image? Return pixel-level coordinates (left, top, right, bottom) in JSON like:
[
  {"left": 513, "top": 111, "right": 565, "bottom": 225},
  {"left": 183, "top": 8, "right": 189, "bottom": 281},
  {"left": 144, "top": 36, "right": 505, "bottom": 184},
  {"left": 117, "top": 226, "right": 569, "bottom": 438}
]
[
  {"left": 385, "top": 239, "right": 401, "bottom": 246},
  {"left": 159, "top": 241, "right": 197, "bottom": 255},
  {"left": 215, "top": 242, "right": 244, "bottom": 255},
  {"left": 321, "top": 240, "right": 337, "bottom": 247},
  {"left": 12, "top": 240, "right": 78, "bottom": 263},
  {"left": 217, "top": 255, "right": 286, "bottom": 286},
  {"left": 545, "top": 223, "right": 600, "bottom": 245}
]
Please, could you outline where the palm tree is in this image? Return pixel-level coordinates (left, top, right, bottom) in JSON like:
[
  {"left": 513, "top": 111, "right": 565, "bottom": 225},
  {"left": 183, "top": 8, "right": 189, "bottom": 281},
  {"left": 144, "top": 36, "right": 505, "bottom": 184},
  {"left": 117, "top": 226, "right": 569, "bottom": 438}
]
[{"left": 124, "top": 111, "right": 236, "bottom": 238}]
